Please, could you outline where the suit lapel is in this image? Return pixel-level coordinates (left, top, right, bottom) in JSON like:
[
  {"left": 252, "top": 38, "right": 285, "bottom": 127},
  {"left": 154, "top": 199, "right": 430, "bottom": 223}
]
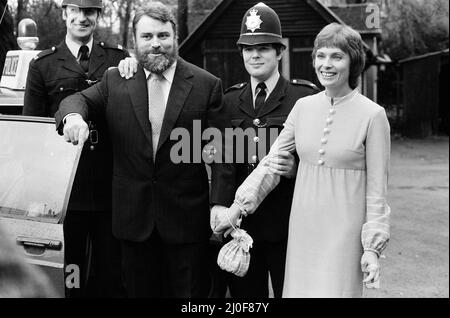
[
  {"left": 127, "top": 67, "right": 154, "bottom": 155},
  {"left": 257, "top": 76, "right": 288, "bottom": 117},
  {"left": 57, "top": 42, "right": 85, "bottom": 76},
  {"left": 88, "top": 42, "right": 105, "bottom": 77},
  {"left": 157, "top": 59, "right": 193, "bottom": 152},
  {"left": 238, "top": 84, "right": 256, "bottom": 117}
]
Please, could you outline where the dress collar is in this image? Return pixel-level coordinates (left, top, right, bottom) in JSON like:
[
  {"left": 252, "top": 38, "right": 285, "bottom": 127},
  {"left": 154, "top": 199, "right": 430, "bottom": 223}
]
[{"left": 324, "top": 88, "right": 359, "bottom": 107}]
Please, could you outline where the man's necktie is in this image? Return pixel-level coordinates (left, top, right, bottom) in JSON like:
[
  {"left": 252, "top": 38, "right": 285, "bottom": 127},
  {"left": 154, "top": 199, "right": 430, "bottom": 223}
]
[
  {"left": 148, "top": 74, "right": 166, "bottom": 159},
  {"left": 79, "top": 45, "right": 89, "bottom": 73},
  {"left": 254, "top": 82, "right": 267, "bottom": 112}
]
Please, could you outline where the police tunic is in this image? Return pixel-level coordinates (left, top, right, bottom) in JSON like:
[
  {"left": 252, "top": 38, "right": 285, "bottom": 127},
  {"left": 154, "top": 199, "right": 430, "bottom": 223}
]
[{"left": 224, "top": 76, "right": 318, "bottom": 242}]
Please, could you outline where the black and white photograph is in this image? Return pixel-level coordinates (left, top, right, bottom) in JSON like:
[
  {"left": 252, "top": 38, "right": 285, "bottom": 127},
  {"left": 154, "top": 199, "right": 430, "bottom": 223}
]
[{"left": 0, "top": 0, "right": 448, "bottom": 306}]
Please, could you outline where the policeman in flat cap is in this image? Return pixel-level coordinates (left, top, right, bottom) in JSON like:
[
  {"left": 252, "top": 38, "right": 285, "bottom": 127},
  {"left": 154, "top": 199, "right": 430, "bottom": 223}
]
[
  {"left": 23, "top": 0, "right": 128, "bottom": 298},
  {"left": 221, "top": 2, "right": 318, "bottom": 298}
]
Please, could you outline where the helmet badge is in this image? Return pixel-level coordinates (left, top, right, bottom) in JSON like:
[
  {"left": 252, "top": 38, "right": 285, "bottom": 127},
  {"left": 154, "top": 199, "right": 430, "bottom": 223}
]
[{"left": 245, "top": 8, "right": 263, "bottom": 33}]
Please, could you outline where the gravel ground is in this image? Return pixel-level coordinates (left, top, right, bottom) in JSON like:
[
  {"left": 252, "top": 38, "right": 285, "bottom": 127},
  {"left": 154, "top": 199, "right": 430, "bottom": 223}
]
[{"left": 364, "top": 136, "right": 449, "bottom": 298}]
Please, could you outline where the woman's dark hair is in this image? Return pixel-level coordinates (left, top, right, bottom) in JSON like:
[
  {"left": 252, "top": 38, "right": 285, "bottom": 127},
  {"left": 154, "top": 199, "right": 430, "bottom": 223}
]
[{"left": 312, "top": 23, "right": 366, "bottom": 89}]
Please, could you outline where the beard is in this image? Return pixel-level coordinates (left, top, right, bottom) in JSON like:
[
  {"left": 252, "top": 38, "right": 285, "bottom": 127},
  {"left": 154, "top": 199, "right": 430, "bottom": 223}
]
[{"left": 137, "top": 42, "right": 178, "bottom": 74}]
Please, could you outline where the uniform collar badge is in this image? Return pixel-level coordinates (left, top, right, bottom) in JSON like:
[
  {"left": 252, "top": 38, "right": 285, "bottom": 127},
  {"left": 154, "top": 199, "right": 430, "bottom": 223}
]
[{"left": 245, "top": 8, "right": 263, "bottom": 33}]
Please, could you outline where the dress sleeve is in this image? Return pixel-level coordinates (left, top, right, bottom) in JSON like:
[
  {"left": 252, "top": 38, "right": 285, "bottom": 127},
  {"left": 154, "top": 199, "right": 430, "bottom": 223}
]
[
  {"left": 233, "top": 99, "right": 300, "bottom": 215},
  {"left": 362, "top": 107, "right": 391, "bottom": 256}
]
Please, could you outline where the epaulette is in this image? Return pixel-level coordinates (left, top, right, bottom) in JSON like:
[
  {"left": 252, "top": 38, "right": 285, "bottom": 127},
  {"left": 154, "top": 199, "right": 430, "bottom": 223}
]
[
  {"left": 99, "top": 41, "right": 127, "bottom": 52},
  {"left": 33, "top": 46, "right": 57, "bottom": 61},
  {"left": 225, "top": 82, "right": 248, "bottom": 94},
  {"left": 291, "top": 79, "right": 319, "bottom": 91}
]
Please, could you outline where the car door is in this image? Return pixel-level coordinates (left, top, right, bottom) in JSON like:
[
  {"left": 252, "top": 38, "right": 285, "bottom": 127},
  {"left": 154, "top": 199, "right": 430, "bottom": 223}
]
[{"left": 0, "top": 115, "right": 81, "bottom": 297}]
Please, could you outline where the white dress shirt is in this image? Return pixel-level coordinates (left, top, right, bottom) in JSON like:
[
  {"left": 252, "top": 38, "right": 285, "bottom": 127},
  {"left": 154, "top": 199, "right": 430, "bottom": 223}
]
[
  {"left": 143, "top": 61, "right": 177, "bottom": 108},
  {"left": 65, "top": 35, "right": 94, "bottom": 61},
  {"left": 250, "top": 71, "right": 280, "bottom": 108}
]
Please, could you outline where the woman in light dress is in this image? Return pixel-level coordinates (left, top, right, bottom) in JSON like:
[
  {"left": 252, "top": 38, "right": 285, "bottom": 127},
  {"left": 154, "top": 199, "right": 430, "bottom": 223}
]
[{"left": 215, "top": 23, "right": 391, "bottom": 298}]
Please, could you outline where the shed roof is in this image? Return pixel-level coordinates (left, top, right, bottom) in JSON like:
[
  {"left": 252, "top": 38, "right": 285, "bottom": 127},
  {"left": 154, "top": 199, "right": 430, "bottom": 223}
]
[
  {"left": 180, "top": 0, "right": 347, "bottom": 52},
  {"left": 180, "top": 0, "right": 375, "bottom": 55},
  {"left": 399, "top": 49, "right": 449, "bottom": 64},
  {"left": 329, "top": 4, "right": 382, "bottom": 35}
]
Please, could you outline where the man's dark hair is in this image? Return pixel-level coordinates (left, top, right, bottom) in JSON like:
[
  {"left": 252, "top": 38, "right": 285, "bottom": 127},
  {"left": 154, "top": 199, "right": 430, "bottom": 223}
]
[
  {"left": 238, "top": 43, "right": 285, "bottom": 57},
  {"left": 132, "top": 1, "right": 177, "bottom": 37}
]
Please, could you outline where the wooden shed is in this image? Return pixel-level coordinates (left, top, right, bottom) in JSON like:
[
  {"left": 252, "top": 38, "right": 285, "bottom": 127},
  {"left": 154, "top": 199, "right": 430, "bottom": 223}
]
[
  {"left": 398, "top": 49, "right": 449, "bottom": 137},
  {"left": 180, "top": 0, "right": 381, "bottom": 100}
]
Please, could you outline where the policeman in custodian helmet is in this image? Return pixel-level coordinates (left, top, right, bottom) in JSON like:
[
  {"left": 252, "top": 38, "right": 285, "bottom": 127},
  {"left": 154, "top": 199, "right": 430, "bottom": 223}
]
[
  {"left": 219, "top": 2, "right": 319, "bottom": 298},
  {"left": 23, "top": 0, "right": 128, "bottom": 298},
  {"left": 236, "top": 1, "right": 284, "bottom": 47}
]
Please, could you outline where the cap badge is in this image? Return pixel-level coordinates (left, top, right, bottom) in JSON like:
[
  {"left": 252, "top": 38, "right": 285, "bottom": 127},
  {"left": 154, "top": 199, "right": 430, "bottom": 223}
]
[{"left": 245, "top": 8, "right": 263, "bottom": 33}]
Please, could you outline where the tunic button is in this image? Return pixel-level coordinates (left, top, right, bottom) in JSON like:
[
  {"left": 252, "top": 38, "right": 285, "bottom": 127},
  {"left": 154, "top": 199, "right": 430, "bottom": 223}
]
[
  {"left": 60, "top": 87, "right": 64, "bottom": 91},
  {"left": 318, "top": 159, "right": 325, "bottom": 165},
  {"left": 319, "top": 149, "right": 325, "bottom": 155},
  {"left": 323, "top": 127, "right": 330, "bottom": 134},
  {"left": 326, "top": 117, "right": 333, "bottom": 125},
  {"left": 253, "top": 118, "right": 261, "bottom": 126},
  {"left": 252, "top": 155, "right": 258, "bottom": 163},
  {"left": 329, "top": 109, "right": 336, "bottom": 115},
  {"left": 253, "top": 136, "right": 260, "bottom": 143},
  {"left": 321, "top": 137, "right": 328, "bottom": 144}
]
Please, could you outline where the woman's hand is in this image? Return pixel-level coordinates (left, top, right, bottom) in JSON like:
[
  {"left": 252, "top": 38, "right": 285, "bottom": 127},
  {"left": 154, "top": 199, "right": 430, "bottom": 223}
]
[
  {"left": 265, "top": 151, "right": 297, "bottom": 179},
  {"left": 118, "top": 57, "right": 138, "bottom": 79},
  {"left": 361, "top": 250, "right": 380, "bottom": 288}
]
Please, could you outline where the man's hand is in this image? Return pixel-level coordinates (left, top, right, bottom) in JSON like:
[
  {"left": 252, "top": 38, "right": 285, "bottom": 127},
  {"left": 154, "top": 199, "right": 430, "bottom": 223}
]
[
  {"left": 118, "top": 57, "right": 138, "bottom": 79},
  {"left": 211, "top": 203, "right": 242, "bottom": 236},
  {"left": 361, "top": 250, "right": 381, "bottom": 289},
  {"left": 63, "top": 114, "right": 89, "bottom": 147},
  {"left": 266, "top": 151, "right": 297, "bottom": 178}
]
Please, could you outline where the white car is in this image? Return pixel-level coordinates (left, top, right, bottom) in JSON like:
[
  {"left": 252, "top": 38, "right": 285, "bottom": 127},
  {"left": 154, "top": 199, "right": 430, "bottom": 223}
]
[{"left": 0, "top": 115, "right": 82, "bottom": 297}]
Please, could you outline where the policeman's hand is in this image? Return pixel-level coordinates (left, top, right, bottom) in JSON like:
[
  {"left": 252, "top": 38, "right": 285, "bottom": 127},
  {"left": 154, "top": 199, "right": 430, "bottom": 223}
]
[
  {"left": 63, "top": 114, "right": 89, "bottom": 147},
  {"left": 118, "top": 57, "right": 138, "bottom": 79},
  {"left": 361, "top": 250, "right": 381, "bottom": 289},
  {"left": 266, "top": 151, "right": 297, "bottom": 178}
]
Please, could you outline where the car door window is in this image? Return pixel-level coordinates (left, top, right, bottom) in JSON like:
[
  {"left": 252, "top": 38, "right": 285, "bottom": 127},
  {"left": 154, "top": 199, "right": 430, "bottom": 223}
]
[{"left": 0, "top": 116, "right": 81, "bottom": 224}]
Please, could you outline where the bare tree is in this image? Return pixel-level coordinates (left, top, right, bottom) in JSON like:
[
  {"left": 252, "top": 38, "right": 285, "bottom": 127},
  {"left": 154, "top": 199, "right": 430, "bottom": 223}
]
[
  {"left": 177, "top": 0, "right": 188, "bottom": 43},
  {"left": 0, "top": 0, "right": 18, "bottom": 76},
  {"left": 121, "top": 0, "right": 133, "bottom": 47},
  {"left": 380, "top": 0, "right": 449, "bottom": 59},
  {"left": 15, "top": 0, "right": 29, "bottom": 29}
]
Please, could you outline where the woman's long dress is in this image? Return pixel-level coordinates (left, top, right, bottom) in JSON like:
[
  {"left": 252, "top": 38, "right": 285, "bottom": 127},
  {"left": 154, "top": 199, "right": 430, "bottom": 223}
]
[{"left": 234, "top": 90, "right": 391, "bottom": 297}]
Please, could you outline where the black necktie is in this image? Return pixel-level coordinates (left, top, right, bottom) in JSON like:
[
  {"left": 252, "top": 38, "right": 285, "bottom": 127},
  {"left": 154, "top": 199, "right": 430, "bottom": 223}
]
[
  {"left": 79, "top": 45, "right": 89, "bottom": 73},
  {"left": 255, "top": 82, "right": 267, "bottom": 112}
]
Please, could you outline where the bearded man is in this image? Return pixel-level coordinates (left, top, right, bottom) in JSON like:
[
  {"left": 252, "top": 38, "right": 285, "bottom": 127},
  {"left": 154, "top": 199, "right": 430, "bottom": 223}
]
[{"left": 55, "top": 1, "right": 234, "bottom": 298}]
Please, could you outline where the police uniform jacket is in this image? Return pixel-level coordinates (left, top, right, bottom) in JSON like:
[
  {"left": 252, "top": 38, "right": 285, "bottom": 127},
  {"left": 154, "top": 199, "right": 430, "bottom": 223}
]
[
  {"left": 23, "top": 41, "right": 129, "bottom": 212},
  {"left": 224, "top": 76, "right": 318, "bottom": 242}
]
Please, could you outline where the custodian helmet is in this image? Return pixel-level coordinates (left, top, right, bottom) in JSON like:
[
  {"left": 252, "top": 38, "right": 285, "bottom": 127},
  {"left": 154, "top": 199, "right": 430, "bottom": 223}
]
[
  {"left": 61, "top": 0, "right": 102, "bottom": 9},
  {"left": 237, "top": 2, "right": 284, "bottom": 47}
]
